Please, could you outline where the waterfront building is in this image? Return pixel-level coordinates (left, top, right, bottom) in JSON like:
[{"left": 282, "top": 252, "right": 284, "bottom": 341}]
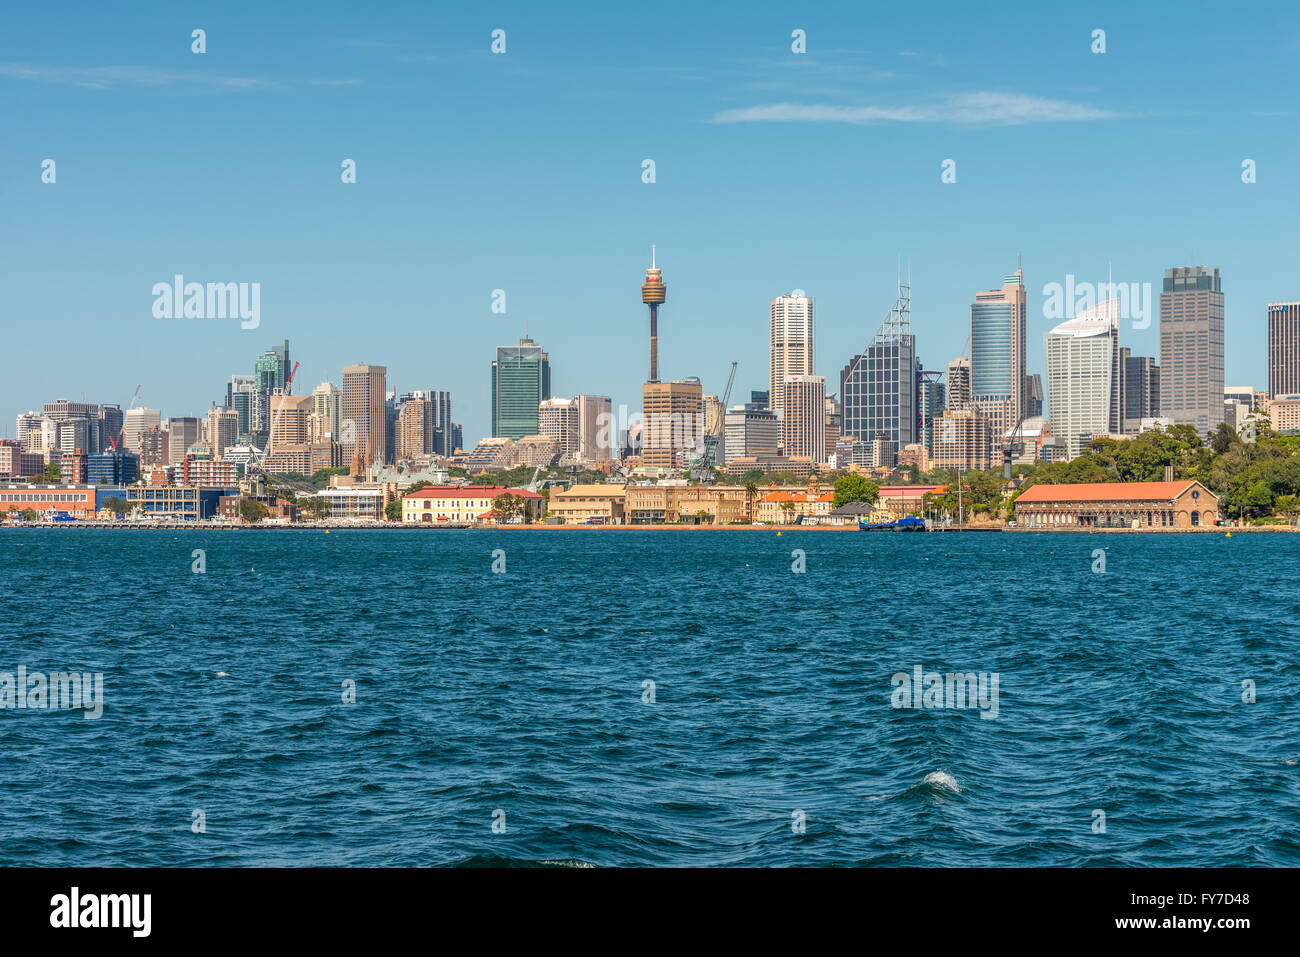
[
  {"left": 1267, "top": 302, "right": 1300, "bottom": 398},
  {"left": 544, "top": 484, "right": 627, "bottom": 524},
  {"left": 1159, "top": 266, "right": 1224, "bottom": 436},
  {"left": 126, "top": 485, "right": 236, "bottom": 520},
  {"left": 1014, "top": 480, "right": 1219, "bottom": 528},
  {"left": 87, "top": 450, "right": 140, "bottom": 486},
  {"left": 770, "top": 291, "right": 815, "bottom": 417},
  {"left": 0, "top": 484, "right": 98, "bottom": 519},
  {"left": 401, "top": 485, "right": 544, "bottom": 524},
  {"left": 492, "top": 337, "right": 551, "bottom": 439}
]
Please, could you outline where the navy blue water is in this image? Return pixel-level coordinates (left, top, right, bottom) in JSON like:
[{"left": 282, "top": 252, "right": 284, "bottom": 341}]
[{"left": 2, "top": 528, "right": 1297, "bottom": 867}]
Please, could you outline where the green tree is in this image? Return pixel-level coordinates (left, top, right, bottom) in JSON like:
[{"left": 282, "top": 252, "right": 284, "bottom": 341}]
[
  {"left": 383, "top": 499, "right": 403, "bottom": 522},
  {"left": 490, "top": 492, "right": 517, "bottom": 522},
  {"left": 103, "top": 496, "right": 130, "bottom": 517},
  {"left": 302, "top": 496, "right": 329, "bottom": 520},
  {"left": 1274, "top": 493, "right": 1299, "bottom": 527},
  {"left": 743, "top": 481, "right": 759, "bottom": 521},
  {"left": 832, "top": 474, "right": 880, "bottom": 508},
  {"left": 19, "top": 508, "right": 38, "bottom": 522},
  {"left": 238, "top": 498, "right": 269, "bottom": 523}
]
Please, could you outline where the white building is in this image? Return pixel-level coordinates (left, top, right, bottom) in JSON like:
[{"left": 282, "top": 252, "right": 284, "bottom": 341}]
[
  {"left": 122, "top": 408, "right": 162, "bottom": 457},
  {"left": 1045, "top": 300, "right": 1120, "bottom": 460},
  {"left": 770, "top": 292, "right": 815, "bottom": 416},
  {"left": 538, "top": 397, "right": 580, "bottom": 461}
]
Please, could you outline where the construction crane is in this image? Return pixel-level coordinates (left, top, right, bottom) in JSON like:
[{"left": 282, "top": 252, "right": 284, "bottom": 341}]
[
  {"left": 692, "top": 360, "right": 737, "bottom": 482},
  {"left": 108, "top": 384, "right": 142, "bottom": 451}
]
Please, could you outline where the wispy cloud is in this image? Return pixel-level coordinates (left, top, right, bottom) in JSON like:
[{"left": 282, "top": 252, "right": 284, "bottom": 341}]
[
  {"left": 0, "top": 62, "right": 269, "bottom": 90},
  {"left": 711, "top": 92, "right": 1120, "bottom": 126}
]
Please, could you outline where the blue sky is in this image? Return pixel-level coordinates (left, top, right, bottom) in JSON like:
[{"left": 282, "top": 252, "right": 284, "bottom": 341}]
[{"left": 3, "top": 1, "right": 1298, "bottom": 443}]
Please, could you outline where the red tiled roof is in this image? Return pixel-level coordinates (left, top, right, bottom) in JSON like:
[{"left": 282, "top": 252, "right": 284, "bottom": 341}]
[
  {"left": 403, "top": 485, "right": 541, "bottom": 501},
  {"left": 1015, "top": 481, "right": 1202, "bottom": 503}
]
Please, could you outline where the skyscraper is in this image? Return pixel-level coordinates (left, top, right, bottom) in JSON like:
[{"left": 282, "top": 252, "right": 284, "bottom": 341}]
[
  {"left": 538, "top": 398, "right": 580, "bottom": 460},
  {"left": 1121, "top": 350, "right": 1160, "bottom": 433},
  {"left": 311, "top": 381, "right": 342, "bottom": 442},
  {"left": 397, "top": 395, "right": 433, "bottom": 459},
  {"left": 341, "top": 364, "right": 387, "bottom": 466},
  {"left": 166, "top": 417, "right": 202, "bottom": 467},
  {"left": 573, "top": 394, "right": 613, "bottom": 463},
  {"left": 492, "top": 338, "right": 551, "bottom": 439},
  {"left": 970, "top": 267, "right": 1027, "bottom": 447},
  {"left": 840, "top": 278, "right": 916, "bottom": 448},
  {"left": 642, "top": 379, "right": 703, "bottom": 469},
  {"left": 254, "top": 340, "right": 291, "bottom": 395},
  {"left": 1045, "top": 300, "right": 1121, "bottom": 460},
  {"left": 642, "top": 246, "right": 666, "bottom": 383},
  {"left": 947, "top": 357, "right": 972, "bottom": 410},
  {"left": 918, "top": 370, "right": 946, "bottom": 454},
  {"left": 1159, "top": 266, "right": 1224, "bottom": 436},
  {"left": 122, "top": 408, "right": 161, "bottom": 456},
  {"left": 770, "top": 292, "right": 815, "bottom": 416},
  {"left": 780, "top": 375, "right": 826, "bottom": 463},
  {"left": 1268, "top": 301, "right": 1300, "bottom": 397}
]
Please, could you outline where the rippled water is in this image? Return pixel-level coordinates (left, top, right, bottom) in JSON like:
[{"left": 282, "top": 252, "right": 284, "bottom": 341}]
[{"left": 1, "top": 528, "right": 1297, "bottom": 866}]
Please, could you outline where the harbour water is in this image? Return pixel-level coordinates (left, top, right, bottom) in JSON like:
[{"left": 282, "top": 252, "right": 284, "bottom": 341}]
[{"left": 2, "top": 528, "right": 1297, "bottom": 866}]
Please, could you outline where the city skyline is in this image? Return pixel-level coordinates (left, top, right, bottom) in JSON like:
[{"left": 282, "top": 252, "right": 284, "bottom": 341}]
[{"left": 5, "top": 4, "right": 1300, "bottom": 442}]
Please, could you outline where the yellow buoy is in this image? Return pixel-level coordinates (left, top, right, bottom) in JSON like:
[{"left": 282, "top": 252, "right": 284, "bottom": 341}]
[
  {"left": 1226, "top": 531, "right": 1231, "bottom": 537},
  {"left": 777, "top": 531, "right": 782, "bottom": 536},
  {"left": 325, "top": 529, "right": 330, "bottom": 534}
]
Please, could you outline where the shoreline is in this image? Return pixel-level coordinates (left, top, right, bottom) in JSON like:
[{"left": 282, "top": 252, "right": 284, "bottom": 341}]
[{"left": 2, "top": 522, "right": 1292, "bottom": 533}]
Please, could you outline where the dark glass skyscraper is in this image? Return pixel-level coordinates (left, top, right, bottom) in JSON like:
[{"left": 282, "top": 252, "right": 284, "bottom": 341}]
[{"left": 492, "top": 337, "right": 551, "bottom": 439}]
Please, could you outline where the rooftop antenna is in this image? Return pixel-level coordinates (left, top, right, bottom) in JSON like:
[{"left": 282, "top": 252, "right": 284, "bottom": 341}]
[{"left": 652, "top": 243, "right": 656, "bottom": 269}]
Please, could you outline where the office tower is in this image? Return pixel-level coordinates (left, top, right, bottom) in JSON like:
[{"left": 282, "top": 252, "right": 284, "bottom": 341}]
[
  {"left": 492, "top": 337, "right": 551, "bottom": 439},
  {"left": 573, "top": 395, "right": 613, "bottom": 463},
  {"left": 98, "top": 405, "right": 123, "bottom": 452},
  {"left": 341, "top": 364, "right": 387, "bottom": 466},
  {"left": 1025, "top": 374, "right": 1044, "bottom": 419},
  {"left": 311, "top": 381, "right": 342, "bottom": 442},
  {"left": 268, "top": 395, "right": 311, "bottom": 451},
  {"left": 538, "top": 398, "right": 581, "bottom": 459},
  {"left": 451, "top": 424, "right": 463, "bottom": 454},
  {"left": 748, "top": 390, "right": 770, "bottom": 410},
  {"left": 1268, "top": 302, "right": 1300, "bottom": 397},
  {"left": 947, "top": 357, "right": 972, "bottom": 410},
  {"left": 642, "top": 245, "right": 666, "bottom": 383},
  {"left": 918, "top": 370, "right": 946, "bottom": 454},
  {"left": 56, "top": 418, "right": 90, "bottom": 455},
  {"left": 43, "top": 398, "right": 98, "bottom": 422},
  {"left": 1045, "top": 300, "right": 1121, "bottom": 460},
  {"left": 166, "top": 417, "right": 202, "bottom": 467},
  {"left": 15, "top": 412, "right": 44, "bottom": 448},
  {"left": 642, "top": 378, "right": 704, "bottom": 469},
  {"left": 1159, "top": 266, "right": 1224, "bottom": 435},
  {"left": 122, "top": 408, "right": 161, "bottom": 456},
  {"left": 207, "top": 407, "right": 239, "bottom": 458},
  {"left": 427, "top": 390, "right": 454, "bottom": 456},
  {"left": 254, "top": 340, "right": 291, "bottom": 395},
  {"left": 780, "top": 375, "right": 826, "bottom": 463},
  {"left": 970, "top": 266, "right": 1027, "bottom": 447},
  {"left": 770, "top": 291, "right": 815, "bottom": 417},
  {"left": 840, "top": 279, "right": 916, "bottom": 447},
  {"left": 397, "top": 396, "right": 433, "bottom": 459},
  {"left": 224, "top": 374, "right": 256, "bottom": 434},
  {"left": 44, "top": 399, "right": 99, "bottom": 454},
  {"left": 931, "top": 407, "right": 992, "bottom": 472},
  {"left": 1122, "top": 352, "right": 1160, "bottom": 433},
  {"left": 87, "top": 449, "right": 140, "bottom": 486},
  {"left": 384, "top": 391, "right": 399, "bottom": 466},
  {"left": 723, "top": 405, "right": 780, "bottom": 463}
]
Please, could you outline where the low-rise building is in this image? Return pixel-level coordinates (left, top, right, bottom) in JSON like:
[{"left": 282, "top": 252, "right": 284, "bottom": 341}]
[
  {"left": 126, "top": 485, "right": 236, "bottom": 520},
  {"left": 755, "top": 487, "right": 835, "bottom": 524},
  {"left": 401, "top": 485, "right": 544, "bottom": 524},
  {"left": 0, "top": 484, "right": 98, "bottom": 519},
  {"left": 547, "top": 484, "right": 626, "bottom": 524},
  {"left": 1013, "top": 480, "right": 1219, "bottom": 528}
]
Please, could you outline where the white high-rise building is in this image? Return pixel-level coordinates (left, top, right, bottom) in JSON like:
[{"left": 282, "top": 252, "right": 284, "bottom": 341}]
[
  {"left": 1045, "top": 300, "right": 1121, "bottom": 460},
  {"left": 538, "top": 397, "right": 580, "bottom": 460},
  {"left": 769, "top": 292, "right": 815, "bottom": 416},
  {"left": 780, "top": 374, "right": 826, "bottom": 463},
  {"left": 122, "top": 408, "right": 161, "bottom": 457},
  {"left": 311, "top": 381, "right": 343, "bottom": 442}
]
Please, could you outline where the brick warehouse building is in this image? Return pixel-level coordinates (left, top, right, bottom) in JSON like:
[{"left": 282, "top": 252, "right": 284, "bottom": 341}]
[{"left": 1014, "top": 480, "right": 1219, "bottom": 529}]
